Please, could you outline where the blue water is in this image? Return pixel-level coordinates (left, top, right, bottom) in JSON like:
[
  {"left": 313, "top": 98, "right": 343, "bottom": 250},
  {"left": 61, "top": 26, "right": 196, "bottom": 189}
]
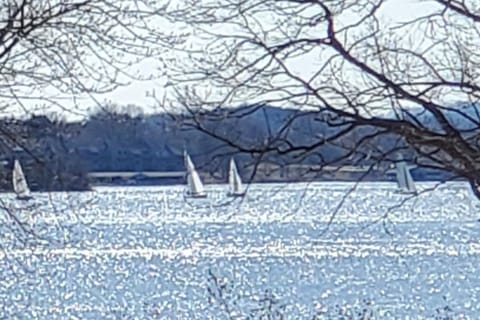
[{"left": 0, "top": 182, "right": 478, "bottom": 318}]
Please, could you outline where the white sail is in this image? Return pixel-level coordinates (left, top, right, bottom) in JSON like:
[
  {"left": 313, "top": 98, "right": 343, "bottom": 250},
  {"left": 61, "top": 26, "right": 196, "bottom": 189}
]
[
  {"left": 228, "top": 158, "right": 244, "bottom": 195},
  {"left": 184, "top": 152, "right": 206, "bottom": 196},
  {"left": 395, "top": 159, "right": 416, "bottom": 193},
  {"left": 404, "top": 165, "right": 416, "bottom": 192},
  {"left": 12, "top": 160, "right": 31, "bottom": 198}
]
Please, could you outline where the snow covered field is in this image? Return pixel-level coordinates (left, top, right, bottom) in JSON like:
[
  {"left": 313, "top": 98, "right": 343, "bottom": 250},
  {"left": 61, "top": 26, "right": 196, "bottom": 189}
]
[{"left": 0, "top": 182, "right": 479, "bottom": 318}]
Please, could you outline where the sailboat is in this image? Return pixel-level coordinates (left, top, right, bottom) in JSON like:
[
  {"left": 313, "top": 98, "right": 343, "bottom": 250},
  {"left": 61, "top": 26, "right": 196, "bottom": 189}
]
[
  {"left": 395, "top": 157, "right": 417, "bottom": 194},
  {"left": 184, "top": 152, "right": 207, "bottom": 198},
  {"left": 227, "top": 158, "right": 245, "bottom": 197},
  {"left": 12, "top": 160, "right": 33, "bottom": 200}
]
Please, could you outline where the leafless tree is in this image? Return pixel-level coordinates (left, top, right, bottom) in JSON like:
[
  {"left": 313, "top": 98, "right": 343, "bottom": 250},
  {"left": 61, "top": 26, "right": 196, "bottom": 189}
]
[
  {"left": 0, "top": 0, "right": 174, "bottom": 213},
  {"left": 161, "top": 0, "right": 480, "bottom": 198},
  {"left": 0, "top": 0, "right": 174, "bottom": 115},
  {"left": 0, "top": 0, "right": 173, "bottom": 304},
  {"left": 0, "top": 0, "right": 174, "bottom": 190},
  {"left": 0, "top": 1, "right": 178, "bottom": 317}
]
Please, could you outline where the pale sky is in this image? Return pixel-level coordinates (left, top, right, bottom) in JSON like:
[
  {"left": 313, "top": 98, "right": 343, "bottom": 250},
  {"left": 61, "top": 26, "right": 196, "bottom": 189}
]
[{"left": 6, "top": 0, "right": 443, "bottom": 121}]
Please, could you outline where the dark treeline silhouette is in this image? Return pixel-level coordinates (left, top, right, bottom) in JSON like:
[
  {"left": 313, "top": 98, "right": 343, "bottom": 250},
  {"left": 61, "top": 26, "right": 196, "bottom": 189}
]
[
  {"left": 1, "top": 103, "right": 464, "bottom": 190},
  {"left": 0, "top": 115, "right": 90, "bottom": 191}
]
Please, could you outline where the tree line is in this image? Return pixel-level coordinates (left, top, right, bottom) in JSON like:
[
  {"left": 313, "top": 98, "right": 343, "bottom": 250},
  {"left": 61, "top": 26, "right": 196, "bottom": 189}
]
[{"left": 0, "top": 102, "right": 463, "bottom": 190}]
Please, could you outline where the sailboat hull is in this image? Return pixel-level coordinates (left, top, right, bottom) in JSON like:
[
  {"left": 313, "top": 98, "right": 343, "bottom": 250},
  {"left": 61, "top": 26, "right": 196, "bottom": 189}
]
[
  {"left": 186, "top": 192, "right": 208, "bottom": 199},
  {"left": 227, "top": 192, "right": 245, "bottom": 198},
  {"left": 16, "top": 195, "right": 33, "bottom": 201},
  {"left": 394, "top": 190, "right": 418, "bottom": 196}
]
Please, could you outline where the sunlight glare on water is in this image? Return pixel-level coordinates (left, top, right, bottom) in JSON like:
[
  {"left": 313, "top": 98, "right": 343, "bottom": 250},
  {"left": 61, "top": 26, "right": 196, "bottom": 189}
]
[{"left": 0, "top": 182, "right": 479, "bottom": 318}]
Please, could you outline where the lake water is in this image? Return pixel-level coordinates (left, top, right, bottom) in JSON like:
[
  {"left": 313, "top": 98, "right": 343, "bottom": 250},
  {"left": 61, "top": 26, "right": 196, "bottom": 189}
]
[{"left": 0, "top": 182, "right": 479, "bottom": 319}]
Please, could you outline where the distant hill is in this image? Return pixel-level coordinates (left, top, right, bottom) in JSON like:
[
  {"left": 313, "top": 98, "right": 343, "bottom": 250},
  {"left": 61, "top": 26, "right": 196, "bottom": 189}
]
[
  {"left": 386, "top": 102, "right": 480, "bottom": 132},
  {"left": 69, "top": 105, "right": 350, "bottom": 174},
  {"left": 1, "top": 103, "right": 470, "bottom": 190}
]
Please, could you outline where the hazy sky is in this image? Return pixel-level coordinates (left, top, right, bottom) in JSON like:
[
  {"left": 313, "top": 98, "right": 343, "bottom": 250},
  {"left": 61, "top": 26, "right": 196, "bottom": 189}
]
[
  {"left": 8, "top": 0, "right": 440, "bottom": 121},
  {"left": 103, "top": 0, "right": 438, "bottom": 108}
]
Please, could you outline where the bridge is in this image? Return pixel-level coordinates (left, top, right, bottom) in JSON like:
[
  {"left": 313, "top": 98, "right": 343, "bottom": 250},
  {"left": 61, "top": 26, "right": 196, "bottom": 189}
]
[
  {"left": 87, "top": 171, "right": 186, "bottom": 179},
  {"left": 87, "top": 166, "right": 377, "bottom": 181},
  {"left": 86, "top": 165, "right": 394, "bottom": 185}
]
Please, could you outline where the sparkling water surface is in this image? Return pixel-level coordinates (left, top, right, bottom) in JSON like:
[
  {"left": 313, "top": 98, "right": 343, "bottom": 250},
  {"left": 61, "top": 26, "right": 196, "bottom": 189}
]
[{"left": 0, "top": 182, "right": 479, "bottom": 319}]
